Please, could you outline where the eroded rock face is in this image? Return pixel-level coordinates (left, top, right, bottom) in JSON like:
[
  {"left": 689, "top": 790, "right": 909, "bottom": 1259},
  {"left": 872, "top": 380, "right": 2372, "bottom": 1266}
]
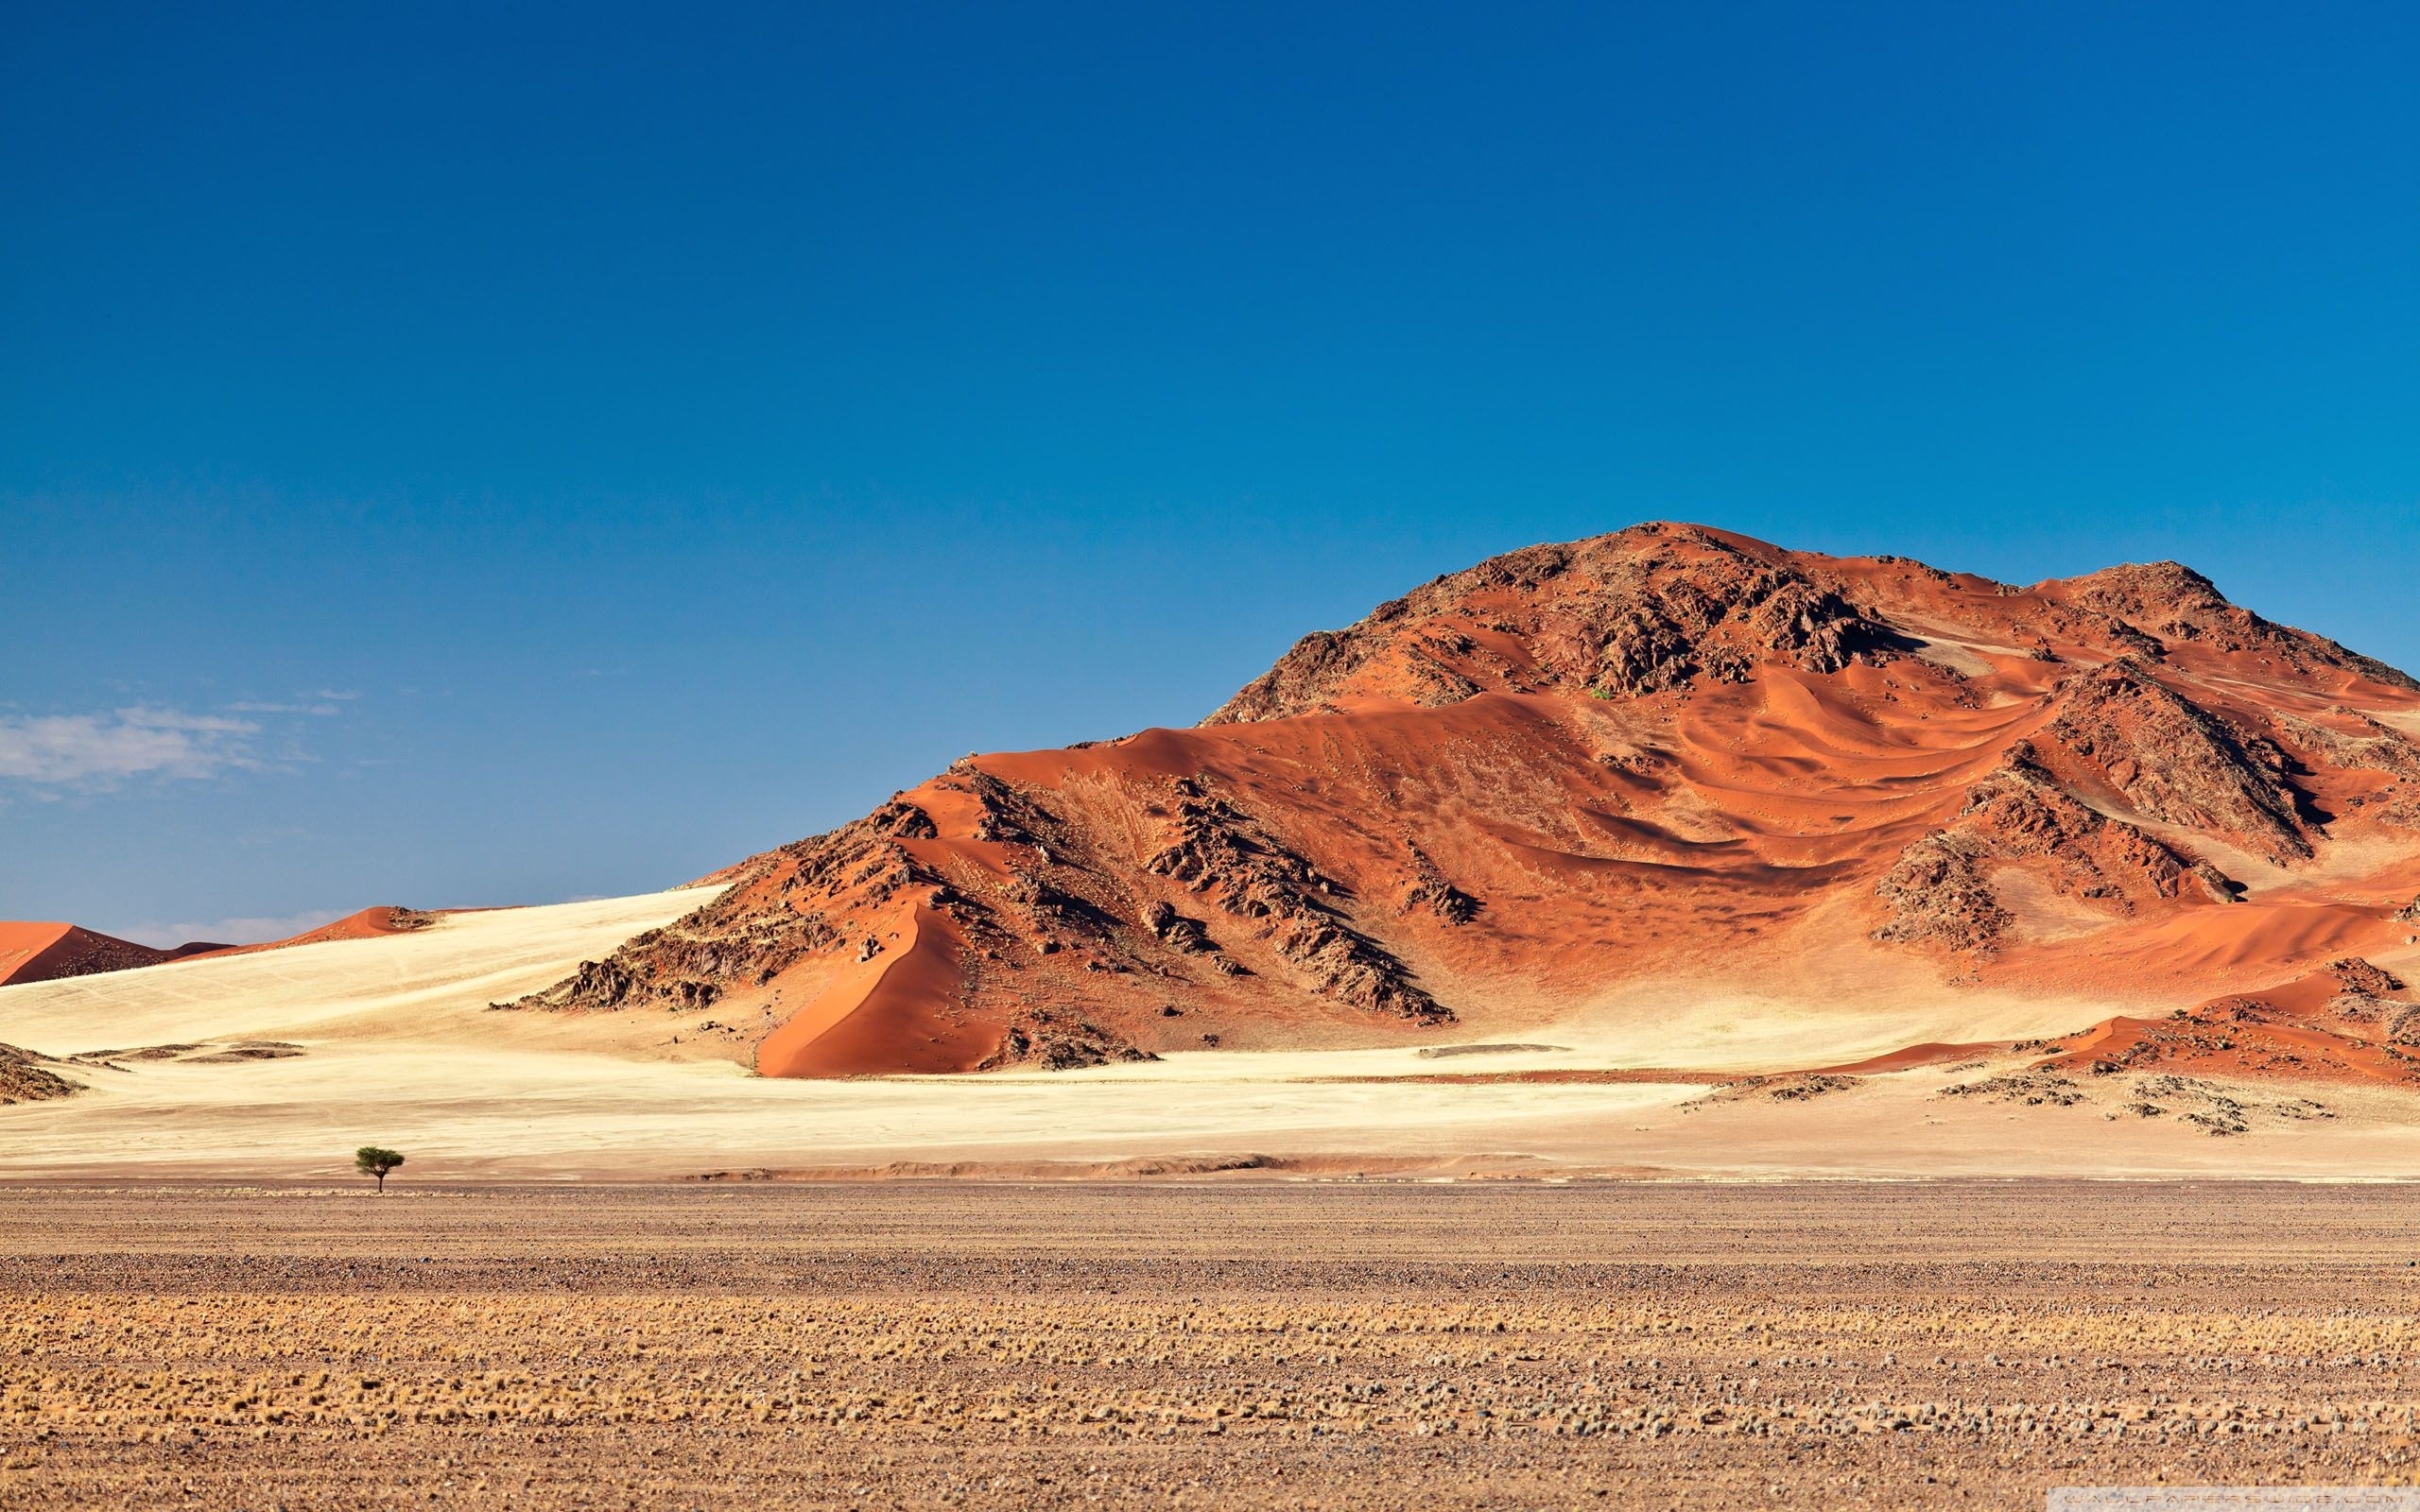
[
  {"left": 1144, "top": 781, "right": 1449, "bottom": 1023},
  {"left": 1874, "top": 833, "right": 2012, "bottom": 954},
  {"left": 974, "top": 1009, "right": 1158, "bottom": 1072},
  {"left": 1143, "top": 901, "right": 1219, "bottom": 955},
  {"left": 2274, "top": 710, "right": 2420, "bottom": 784},
  {"left": 2066, "top": 560, "right": 2420, "bottom": 691},
  {"left": 1401, "top": 845, "right": 1478, "bottom": 925},
  {"left": 1871, "top": 744, "right": 2240, "bottom": 958},
  {"left": 498, "top": 800, "right": 934, "bottom": 1013},
  {"left": 2042, "top": 661, "right": 2314, "bottom": 864},
  {"left": 0, "top": 1044, "right": 82, "bottom": 1105},
  {"left": 1207, "top": 524, "right": 1911, "bottom": 722}
]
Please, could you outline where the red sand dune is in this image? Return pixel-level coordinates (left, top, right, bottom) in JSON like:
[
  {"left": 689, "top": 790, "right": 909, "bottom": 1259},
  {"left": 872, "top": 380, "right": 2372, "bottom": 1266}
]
[
  {"left": 0, "top": 907, "right": 433, "bottom": 988},
  {"left": 178, "top": 906, "right": 434, "bottom": 964},
  {"left": 406, "top": 524, "right": 2420, "bottom": 1077},
  {"left": 0, "top": 922, "right": 195, "bottom": 988}
]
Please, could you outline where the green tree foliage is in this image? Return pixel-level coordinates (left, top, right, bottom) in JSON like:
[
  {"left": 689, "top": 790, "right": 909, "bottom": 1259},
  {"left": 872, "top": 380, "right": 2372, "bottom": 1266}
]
[{"left": 354, "top": 1145, "right": 406, "bottom": 1192}]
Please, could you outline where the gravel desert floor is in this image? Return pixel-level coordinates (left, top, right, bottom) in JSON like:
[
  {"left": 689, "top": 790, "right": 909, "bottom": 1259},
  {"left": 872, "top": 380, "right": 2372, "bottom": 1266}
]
[{"left": 8, "top": 1181, "right": 2420, "bottom": 1509}]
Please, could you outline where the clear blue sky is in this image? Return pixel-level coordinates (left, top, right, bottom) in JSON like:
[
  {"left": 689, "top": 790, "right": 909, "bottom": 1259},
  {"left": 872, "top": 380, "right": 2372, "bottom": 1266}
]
[{"left": 5, "top": 3, "right": 2417, "bottom": 941}]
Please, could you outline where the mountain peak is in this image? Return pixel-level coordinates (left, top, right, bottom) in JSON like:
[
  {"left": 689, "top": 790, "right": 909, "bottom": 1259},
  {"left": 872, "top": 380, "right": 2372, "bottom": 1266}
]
[{"left": 1204, "top": 522, "right": 1907, "bottom": 725}]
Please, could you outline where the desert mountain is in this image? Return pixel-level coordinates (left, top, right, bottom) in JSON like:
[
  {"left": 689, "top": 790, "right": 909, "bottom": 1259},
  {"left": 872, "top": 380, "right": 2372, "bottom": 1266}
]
[{"left": 510, "top": 523, "right": 2420, "bottom": 1080}]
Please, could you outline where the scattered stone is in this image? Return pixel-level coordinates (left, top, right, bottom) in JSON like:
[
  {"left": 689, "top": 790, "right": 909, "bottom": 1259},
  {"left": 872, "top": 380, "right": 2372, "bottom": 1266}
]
[
  {"left": 1144, "top": 901, "right": 1220, "bottom": 954},
  {"left": 0, "top": 1042, "right": 82, "bottom": 1104},
  {"left": 1690, "top": 1074, "right": 1858, "bottom": 1108},
  {"left": 177, "top": 1042, "right": 306, "bottom": 1064},
  {"left": 1874, "top": 832, "right": 2009, "bottom": 954},
  {"left": 976, "top": 1009, "right": 1158, "bottom": 1072},
  {"left": 1415, "top": 1043, "right": 1571, "bottom": 1060},
  {"left": 1401, "top": 845, "right": 1478, "bottom": 925},
  {"left": 1940, "top": 1072, "right": 2085, "bottom": 1107}
]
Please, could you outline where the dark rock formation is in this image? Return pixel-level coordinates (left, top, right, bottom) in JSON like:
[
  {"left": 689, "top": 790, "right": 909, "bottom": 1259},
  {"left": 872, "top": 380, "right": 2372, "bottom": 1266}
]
[
  {"left": 1207, "top": 524, "right": 1912, "bottom": 722},
  {"left": 1874, "top": 833, "right": 2012, "bottom": 954},
  {"left": 976, "top": 1010, "right": 1159, "bottom": 1072},
  {"left": 1145, "top": 781, "right": 1449, "bottom": 1022},
  {"left": 0, "top": 1044, "right": 82, "bottom": 1105},
  {"left": 1402, "top": 845, "right": 1478, "bottom": 925},
  {"left": 2044, "top": 661, "right": 2314, "bottom": 863}
]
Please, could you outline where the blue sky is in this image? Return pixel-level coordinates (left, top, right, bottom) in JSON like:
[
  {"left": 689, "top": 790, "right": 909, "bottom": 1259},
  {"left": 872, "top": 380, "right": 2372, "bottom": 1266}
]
[{"left": 5, "top": 2, "right": 2417, "bottom": 941}]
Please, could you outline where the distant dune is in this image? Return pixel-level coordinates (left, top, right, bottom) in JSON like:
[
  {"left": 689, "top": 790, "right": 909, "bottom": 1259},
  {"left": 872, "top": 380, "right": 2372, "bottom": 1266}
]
[
  {"left": 0, "top": 922, "right": 217, "bottom": 988},
  {"left": 180, "top": 905, "right": 438, "bottom": 962},
  {"left": 0, "top": 906, "right": 438, "bottom": 988}
]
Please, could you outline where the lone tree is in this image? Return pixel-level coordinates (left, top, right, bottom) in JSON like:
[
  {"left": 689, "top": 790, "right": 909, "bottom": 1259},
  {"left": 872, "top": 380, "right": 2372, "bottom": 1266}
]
[{"left": 354, "top": 1145, "right": 406, "bottom": 1192}]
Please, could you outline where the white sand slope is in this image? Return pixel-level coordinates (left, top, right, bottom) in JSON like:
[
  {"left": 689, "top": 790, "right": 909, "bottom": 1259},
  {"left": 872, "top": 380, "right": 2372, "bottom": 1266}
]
[
  {"left": 5, "top": 889, "right": 2420, "bottom": 1181},
  {"left": 0, "top": 890, "right": 719, "bottom": 1053}
]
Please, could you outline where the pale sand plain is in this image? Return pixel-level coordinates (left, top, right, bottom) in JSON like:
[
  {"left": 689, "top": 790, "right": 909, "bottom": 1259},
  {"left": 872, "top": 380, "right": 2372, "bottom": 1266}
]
[{"left": 5, "top": 890, "right": 2420, "bottom": 1180}]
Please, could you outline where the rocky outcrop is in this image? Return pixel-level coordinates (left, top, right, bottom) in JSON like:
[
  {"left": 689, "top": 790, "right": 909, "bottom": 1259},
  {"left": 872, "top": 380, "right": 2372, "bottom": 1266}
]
[
  {"left": 2066, "top": 561, "right": 2420, "bottom": 691},
  {"left": 1874, "top": 833, "right": 2012, "bottom": 954},
  {"left": 1402, "top": 845, "right": 1478, "bottom": 924},
  {"left": 1212, "top": 628, "right": 1374, "bottom": 724},
  {"left": 2324, "top": 957, "right": 2405, "bottom": 999},
  {"left": 1142, "top": 901, "right": 1220, "bottom": 955},
  {"left": 2043, "top": 661, "right": 2314, "bottom": 863},
  {"left": 0, "top": 1044, "right": 82, "bottom": 1105},
  {"left": 1957, "top": 747, "right": 2236, "bottom": 910},
  {"left": 1146, "top": 780, "right": 1449, "bottom": 1022},
  {"left": 1872, "top": 745, "right": 2239, "bottom": 957},
  {"left": 500, "top": 799, "right": 933, "bottom": 1012},
  {"left": 975, "top": 1009, "right": 1159, "bottom": 1072},
  {"left": 2273, "top": 710, "right": 2420, "bottom": 783},
  {"left": 1206, "top": 524, "right": 1911, "bottom": 722}
]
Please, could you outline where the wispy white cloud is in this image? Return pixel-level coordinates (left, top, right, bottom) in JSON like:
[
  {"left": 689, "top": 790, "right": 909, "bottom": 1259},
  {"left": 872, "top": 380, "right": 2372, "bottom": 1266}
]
[
  {"left": 0, "top": 707, "right": 262, "bottom": 786},
  {"left": 120, "top": 908, "right": 346, "bottom": 949}
]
